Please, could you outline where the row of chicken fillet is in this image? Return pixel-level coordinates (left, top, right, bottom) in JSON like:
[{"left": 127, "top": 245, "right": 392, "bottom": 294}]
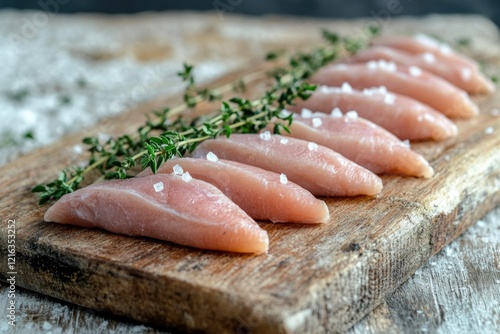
[{"left": 45, "top": 34, "right": 494, "bottom": 254}]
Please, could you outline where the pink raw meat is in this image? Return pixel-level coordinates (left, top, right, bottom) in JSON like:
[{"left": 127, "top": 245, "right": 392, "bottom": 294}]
[
  {"left": 44, "top": 174, "right": 269, "bottom": 254},
  {"left": 290, "top": 86, "right": 457, "bottom": 141},
  {"left": 349, "top": 45, "right": 493, "bottom": 95},
  {"left": 277, "top": 114, "right": 434, "bottom": 178},
  {"left": 138, "top": 157, "right": 330, "bottom": 224},
  {"left": 310, "top": 62, "right": 478, "bottom": 118},
  {"left": 191, "top": 134, "right": 382, "bottom": 197}
]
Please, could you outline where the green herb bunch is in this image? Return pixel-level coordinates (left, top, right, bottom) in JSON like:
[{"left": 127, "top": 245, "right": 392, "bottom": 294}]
[{"left": 33, "top": 29, "right": 379, "bottom": 204}]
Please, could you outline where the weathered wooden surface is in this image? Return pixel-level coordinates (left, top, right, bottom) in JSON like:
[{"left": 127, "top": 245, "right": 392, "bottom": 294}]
[
  {"left": 0, "top": 12, "right": 499, "bottom": 334},
  {"left": 2, "top": 207, "right": 499, "bottom": 333}
]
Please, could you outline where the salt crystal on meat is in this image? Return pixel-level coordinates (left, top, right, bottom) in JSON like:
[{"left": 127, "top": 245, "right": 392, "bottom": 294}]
[
  {"left": 308, "top": 142, "right": 318, "bottom": 151},
  {"left": 384, "top": 93, "right": 396, "bottom": 105},
  {"left": 153, "top": 181, "right": 164, "bottom": 192},
  {"left": 409, "top": 66, "right": 422, "bottom": 77},
  {"left": 301, "top": 108, "right": 313, "bottom": 118},
  {"left": 280, "top": 109, "right": 292, "bottom": 117},
  {"left": 461, "top": 68, "right": 472, "bottom": 81},
  {"left": 173, "top": 164, "right": 183, "bottom": 175},
  {"left": 346, "top": 111, "right": 358, "bottom": 119},
  {"left": 312, "top": 117, "right": 322, "bottom": 128},
  {"left": 206, "top": 152, "right": 218, "bottom": 162},
  {"left": 422, "top": 52, "right": 436, "bottom": 64},
  {"left": 341, "top": 82, "right": 353, "bottom": 93},
  {"left": 367, "top": 61, "right": 378, "bottom": 70},
  {"left": 330, "top": 107, "right": 343, "bottom": 118},
  {"left": 182, "top": 171, "right": 192, "bottom": 182},
  {"left": 259, "top": 131, "right": 272, "bottom": 141}
]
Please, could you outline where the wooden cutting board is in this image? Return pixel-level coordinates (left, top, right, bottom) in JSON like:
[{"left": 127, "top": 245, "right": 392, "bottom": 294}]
[{"left": 1, "top": 16, "right": 499, "bottom": 334}]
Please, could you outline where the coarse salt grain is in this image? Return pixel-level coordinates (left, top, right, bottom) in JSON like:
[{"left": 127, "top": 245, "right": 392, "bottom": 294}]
[
  {"left": 384, "top": 93, "right": 396, "bottom": 105},
  {"left": 20, "top": 109, "right": 36, "bottom": 125},
  {"left": 153, "top": 181, "right": 164, "bottom": 192},
  {"left": 72, "top": 144, "right": 83, "bottom": 154},
  {"left": 445, "top": 247, "right": 454, "bottom": 256},
  {"left": 280, "top": 109, "right": 292, "bottom": 117},
  {"left": 98, "top": 132, "right": 110, "bottom": 143},
  {"left": 278, "top": 109, "right": 293, "bottom": 118},
  {"left": 206, "top": 151, "right": 218, "bottom": 162},
  {"left": 312, "top": 117, "right": 322, "bottom": 128},
  {"left": 460, "top": 67, "right": 472, "bottom": 82},
  {"left": 182, "top": 171, "right": 192, "bottom": 182},
  {"left": 362, "top": 88, "right": 374, "bottom": 96},
  {"left": 402, "top": 139, "right": 411, "bottom": 148},
  {"left": 363, "top": 88, "right": 377, "bottom": 96},
  {"left": 280, "top": 173, "right": 288, "bottom": 184},
  {"left": 346, "top": 110, "right": 358, "bottom": 119},
  {"left": 319, "top": 85, "right": 331, "bottom": 93},
  {"left": 439, "top": 43, "right": 453, "bottom": 55},
  {"left": 385, "top": 61, "right": 398, "bottom": 72},
  {"left": 409, "top": 66, "right": 422, "bottom": 77},
  {"left": 259, "top": 131, "right": 271, "bottom": 141},
  {"left": 374, "top": 60, "right": 397, "bottom": 72},
  {"left": 387, "top": 61, "right": 397, "bottom": 72},
  {"left": 367, "top": 60, "right": 378, "bottom": 70},
  {"left": 301, "top": 108, "right": 313, "bottom": 118},
  {"left": 330, "top": 107, "right": 343, "bottom": 118},
  {"left": 422, "top": 52, "right": 436, "bottom": 64},
  {"left": 308, "top": 142, "right": 318, "bottom": 151},
  {"left": 318, "top": 85, "right": 339, "bottom": 93},
  {"left": 363, "top": 86, "right": 387, "bottom": 96},
  {"left": 415, "top": 33, "right": 453, "bottom": 55},
  {"left": 341, "top": 82, "right": 353, "bottom": 93},
  {"left": 280, "top": 138, "right": 289, "bottom": 144},
  {"left": 415, "top": 33, "right": 439, "bottom": 48},
  {"left": 424, "top": 114, "right": 435, "bottom": 122},
  {"left": 173, "top": 164, "right": 183, "bottom": 175},
  {"left": 485, "top": 126, "right": 494, "bottom": 134}
]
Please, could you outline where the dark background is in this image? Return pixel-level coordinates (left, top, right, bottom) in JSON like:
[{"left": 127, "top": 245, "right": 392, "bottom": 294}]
[{"left": 1, "top": 0, "right": 499, "bottom": 26}]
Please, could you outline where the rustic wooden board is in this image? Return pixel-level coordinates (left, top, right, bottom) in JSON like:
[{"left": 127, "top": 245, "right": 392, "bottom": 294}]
[
  {"left": 2, "top": 205, "right": 499, "bottom": 334},
  {"left": 1, "top": 16, "right": 500, "bottom": 334}
]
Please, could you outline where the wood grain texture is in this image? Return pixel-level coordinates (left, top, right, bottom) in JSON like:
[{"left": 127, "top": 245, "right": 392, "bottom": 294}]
[
  {"left": 0, "top": 13, "right": 499, "bottom": 334},
  {"left": 1, "top": 205, "right": 499, "bottom": 333},
  {"left": 349, "top": 206, "right": 500, "bottom": 334},
  {"left": 2, "top": 205, "right": 499, "bottom": 334}
]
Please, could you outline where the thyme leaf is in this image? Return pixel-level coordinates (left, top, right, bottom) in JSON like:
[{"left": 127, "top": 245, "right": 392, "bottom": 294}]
[{"left": 33, "top": 29, "right": 373, "bottom": 204}]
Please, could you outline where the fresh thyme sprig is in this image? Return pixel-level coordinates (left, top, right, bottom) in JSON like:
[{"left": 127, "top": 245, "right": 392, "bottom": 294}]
[{"left": 33, "top": 28, "right": 378, "bottom": 204}]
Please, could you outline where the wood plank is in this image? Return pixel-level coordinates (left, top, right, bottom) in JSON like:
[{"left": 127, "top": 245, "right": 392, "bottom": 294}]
[
  {"left": 1, "top": 206, "right": 499, "bottom": 333},
  {"left": 349, "top": 206, "right": 500, "bottom": 334},
  {"left": 1, "top": 15, "right": 500, "bottom": 333}
]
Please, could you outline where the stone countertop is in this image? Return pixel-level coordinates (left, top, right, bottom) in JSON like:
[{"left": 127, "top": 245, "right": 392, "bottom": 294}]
[{"left": 0, "top": 10, "right": 499, "bottom": 333}]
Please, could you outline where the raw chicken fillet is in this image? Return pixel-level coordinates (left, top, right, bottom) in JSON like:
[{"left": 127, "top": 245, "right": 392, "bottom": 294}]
[{"left": 44, "top": 174, "right": 269, "bottom": 254}]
